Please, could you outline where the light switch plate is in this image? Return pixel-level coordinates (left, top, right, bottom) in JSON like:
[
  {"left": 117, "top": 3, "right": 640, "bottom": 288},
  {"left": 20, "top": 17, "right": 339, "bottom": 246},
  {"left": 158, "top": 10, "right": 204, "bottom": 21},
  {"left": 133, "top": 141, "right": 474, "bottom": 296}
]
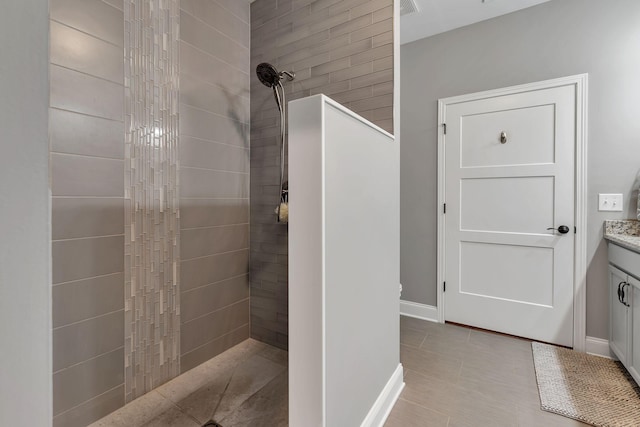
[{"left": 598, "top": 193, "right": 623, "bottom": 211}]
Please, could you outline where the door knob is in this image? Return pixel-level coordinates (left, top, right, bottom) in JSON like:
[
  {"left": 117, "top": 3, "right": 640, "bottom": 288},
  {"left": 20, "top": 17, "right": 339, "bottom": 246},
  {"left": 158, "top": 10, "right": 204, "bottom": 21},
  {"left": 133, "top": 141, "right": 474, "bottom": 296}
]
[{"left": 547, "top": 225, "right": 570, "bottom": 234}]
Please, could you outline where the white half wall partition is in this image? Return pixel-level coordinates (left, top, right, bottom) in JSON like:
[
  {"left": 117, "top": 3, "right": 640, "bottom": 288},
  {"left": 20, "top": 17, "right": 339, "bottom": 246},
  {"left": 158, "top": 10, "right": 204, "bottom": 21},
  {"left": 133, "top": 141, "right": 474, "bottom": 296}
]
[{"left": 288, "top": 94, "right": 403, "bottom": 427}]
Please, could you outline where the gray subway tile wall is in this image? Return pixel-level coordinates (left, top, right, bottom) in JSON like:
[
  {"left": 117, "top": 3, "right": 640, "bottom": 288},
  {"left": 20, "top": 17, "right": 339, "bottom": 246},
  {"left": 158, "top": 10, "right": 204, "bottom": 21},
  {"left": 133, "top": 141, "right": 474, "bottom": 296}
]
[
  {"left": 180, "top": 136, "right": 249, "bottom": 171},
  {"left": 50, "top": 65, "right": 124, "bottom": 121},
  {"left": 52, "top": 198, "right": 124, "bottom": 240},
  {"left": 50, "top": 109, "right": 124, "bottom": 159},
  {"left": 250, "top": 0, "right": 394, "bottom": 349},
  {"left": 180, "top": 104, "right": 249, "bottom": 148},
  {"left": 51, "top": 0, "right": 124, "bottom": 46},
  {"left": 51, "top": 153, "right": 124, "bottom": 197},
  {"left": 52, "top": 236, "right": 124, "bottom": 284},
  {"left": 181, "top": 0, "right": 250, "bottom": 47},
  {"left": 181, "top": 275, "right": 251, "bottom": 323},
  {"left": 181, "top": 250, "right": 250, "bottom": 292},
  {"left": 53, "top": 348, "right": 125, "bottom": 416},
  {"left": 48, "top": 0, "right": 249, "bottom": 424},
  {"left": 50, "top": 0, "right": 126, "bottom": 425},
  {"left": 53, "top": 310, "right": 125, "bottom": 372},
  {"left": 180, "top": 325, "right": 252, "bottom": 373},
  {"left": 48, "top": 0, "right": 394, "bottom": 423},
  {"left": 179, "top": 0, "right": 252, "bottom": 373},
  {"left": 180, "top": 11, "right": 249, "bottom": 71},
  {"left": 52, "top": 273, "right": 125, "bottom": 328},
  {"left": 50, "top": 22, "right": 124, "bottom": 84},
  {"left": 181, "top": 224, "right": 250, "bottom": 260},
  {"left": 181, "top": 300, "right": 251, "bottom": 355},
  {"left": 50, "top": 0, "right": 251, "bottom": 423},
  {"left": 53, "top": 386, "right": 125, "bottom": 427}
]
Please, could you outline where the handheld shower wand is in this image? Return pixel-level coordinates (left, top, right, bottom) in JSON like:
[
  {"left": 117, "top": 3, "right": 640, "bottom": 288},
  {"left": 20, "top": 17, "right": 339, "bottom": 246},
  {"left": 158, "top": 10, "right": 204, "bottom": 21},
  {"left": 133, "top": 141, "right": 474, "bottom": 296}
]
[{"left": 256, "top": 63, "right": 295, "bottom": 223}]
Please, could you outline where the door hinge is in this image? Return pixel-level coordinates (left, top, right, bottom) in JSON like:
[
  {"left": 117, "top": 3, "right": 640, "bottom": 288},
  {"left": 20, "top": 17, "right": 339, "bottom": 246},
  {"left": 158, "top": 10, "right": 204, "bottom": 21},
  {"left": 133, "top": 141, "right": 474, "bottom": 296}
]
[
  {"left": 443, "top": 203, "right": 446, "bottom": 214},
  {"left": 575, "top": 226, "right": 577, "bottom": 234},
  {"left": 443, "top": 123, "right": 447, "bottom": 135},
  {"left": 443, "top": 282, "right": 446, "bottom": 292}
]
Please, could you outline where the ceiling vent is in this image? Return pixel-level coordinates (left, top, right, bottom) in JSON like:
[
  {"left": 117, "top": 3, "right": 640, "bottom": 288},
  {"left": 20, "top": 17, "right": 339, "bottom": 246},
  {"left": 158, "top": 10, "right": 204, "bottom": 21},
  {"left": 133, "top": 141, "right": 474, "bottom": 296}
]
[{"left": 400, "top": 0, "right": 419, "bottom": 16}]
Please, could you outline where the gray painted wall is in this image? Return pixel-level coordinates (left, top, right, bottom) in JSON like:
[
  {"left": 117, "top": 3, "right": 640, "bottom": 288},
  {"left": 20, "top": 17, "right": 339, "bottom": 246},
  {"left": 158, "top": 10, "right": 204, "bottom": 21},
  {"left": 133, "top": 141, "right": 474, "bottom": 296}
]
[
  {"left": 400, "top": 0, "right": 640, "bottom": 339},
  {"left": 250, "top": 0, "right": 395, "bottom": 350},
  {"left": 0, "top": 1, "right": 51, "bottom": 426}
]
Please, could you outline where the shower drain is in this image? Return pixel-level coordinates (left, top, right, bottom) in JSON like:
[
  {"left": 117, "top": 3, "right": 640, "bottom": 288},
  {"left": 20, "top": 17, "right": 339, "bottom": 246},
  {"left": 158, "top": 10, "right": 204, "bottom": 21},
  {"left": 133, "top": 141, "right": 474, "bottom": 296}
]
[{"left": 202, "top": 421, "right": 222, "bottom": 427}]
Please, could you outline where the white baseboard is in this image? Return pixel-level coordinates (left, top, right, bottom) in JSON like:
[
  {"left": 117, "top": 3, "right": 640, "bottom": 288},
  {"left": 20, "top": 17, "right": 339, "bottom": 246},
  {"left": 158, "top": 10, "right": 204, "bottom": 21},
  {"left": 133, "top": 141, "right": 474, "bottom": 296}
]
[
  {"left": 400, "top": 301, "right": 608, "bottom": 359},
  {"left": 400, "top": 300, "right": 439, "bottom": 323},
  {"left": 585, "top": 336, "right": 612, "bottom": 358},
  {"left": 360, "top": 363, "right": 404, "bottom": 427}
]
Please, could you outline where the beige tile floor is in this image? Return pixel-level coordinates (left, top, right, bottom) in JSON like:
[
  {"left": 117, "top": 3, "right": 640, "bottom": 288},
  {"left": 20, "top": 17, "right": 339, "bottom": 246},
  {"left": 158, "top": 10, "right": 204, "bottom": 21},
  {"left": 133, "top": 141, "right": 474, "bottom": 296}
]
[
  {"left": 386, "top": 316, "right": 590, "bottom": 427},
  {"left": 92, "top": 316, "right": 591, "bottom": 426}
]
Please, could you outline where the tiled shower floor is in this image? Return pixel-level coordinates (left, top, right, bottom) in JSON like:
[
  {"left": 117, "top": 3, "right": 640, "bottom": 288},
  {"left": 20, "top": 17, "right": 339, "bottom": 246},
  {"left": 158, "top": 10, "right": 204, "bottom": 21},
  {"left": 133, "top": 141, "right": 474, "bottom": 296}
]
[
  {"left": 90, "top": 339, "right": 288, "bottom": 427},
  {"left": 91, "top": 317, "right": 590, "bottom": 427}
]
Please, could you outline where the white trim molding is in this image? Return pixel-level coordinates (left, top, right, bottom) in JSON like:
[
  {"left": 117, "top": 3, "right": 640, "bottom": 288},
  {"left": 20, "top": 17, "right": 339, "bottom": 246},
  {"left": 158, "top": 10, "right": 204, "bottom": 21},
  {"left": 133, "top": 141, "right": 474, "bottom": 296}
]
[
  {"left": 436, "top": 98, "right": 446, "bottom": 324},
  {"left": 572, "top": 74, "right": 589, "bottom": 352},
  {"left": 586, "top": 337, "right": 612, "bottom": 359},
  {"left": 360, "top": 364, "right": 405, "bottom": 427},
  {"left": 400, "top": 300, "right": 439, "bottom": 323},
  {"left": 436, "top": 74, "right": 589, "bottom": 351}
]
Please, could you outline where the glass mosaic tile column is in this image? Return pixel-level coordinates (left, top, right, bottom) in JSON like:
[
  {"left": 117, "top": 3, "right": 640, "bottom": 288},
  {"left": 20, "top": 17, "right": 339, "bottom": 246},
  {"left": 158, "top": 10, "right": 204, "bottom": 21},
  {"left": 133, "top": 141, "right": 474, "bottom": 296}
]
[{"left": 124, "top": 0, "right": 180, "bottom": 402}]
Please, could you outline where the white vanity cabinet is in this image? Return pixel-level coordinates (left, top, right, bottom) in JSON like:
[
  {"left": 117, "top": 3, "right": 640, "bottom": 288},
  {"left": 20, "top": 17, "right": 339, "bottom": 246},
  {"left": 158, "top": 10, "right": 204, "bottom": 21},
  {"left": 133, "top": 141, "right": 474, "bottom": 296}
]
[
  {"left": 608, "top": 242, "right": 640, "bottom": 385},
  {"left": 630, "top": 277, "right": 640, "bottom": 382},
  {"left": 609, "top": 264, "right": 631, "bottom": 364}
]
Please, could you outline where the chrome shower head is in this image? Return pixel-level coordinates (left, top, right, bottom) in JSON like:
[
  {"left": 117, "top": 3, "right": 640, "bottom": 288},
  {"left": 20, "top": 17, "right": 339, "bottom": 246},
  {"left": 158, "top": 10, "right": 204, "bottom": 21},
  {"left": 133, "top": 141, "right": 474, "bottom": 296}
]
[
  {"left": 256, "top": 63, "right": 280, "bottom": 88},
  {"left": 256, "top": 63, "right": 295, "bottom": 88}
]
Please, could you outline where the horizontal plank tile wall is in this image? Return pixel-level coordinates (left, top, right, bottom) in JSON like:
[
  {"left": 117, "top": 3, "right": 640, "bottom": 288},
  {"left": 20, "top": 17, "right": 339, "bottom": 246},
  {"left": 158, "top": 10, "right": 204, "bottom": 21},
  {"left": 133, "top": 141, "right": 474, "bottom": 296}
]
[
  {"left": 50, "top": 0, "right": 126, "bottom": 426},
  {"left": 250, "top": 0, "right": 394, "bottom": 349},
  {"left": 179, "top": 0, "right": 252, "bottom": 373}
]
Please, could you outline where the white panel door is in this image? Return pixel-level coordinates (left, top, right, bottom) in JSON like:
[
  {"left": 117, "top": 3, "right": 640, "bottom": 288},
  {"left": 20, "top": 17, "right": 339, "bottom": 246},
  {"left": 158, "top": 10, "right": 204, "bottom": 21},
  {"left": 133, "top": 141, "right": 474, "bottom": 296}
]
[{"left": 444, "top": 84, "right": 576, "bottom": 346}]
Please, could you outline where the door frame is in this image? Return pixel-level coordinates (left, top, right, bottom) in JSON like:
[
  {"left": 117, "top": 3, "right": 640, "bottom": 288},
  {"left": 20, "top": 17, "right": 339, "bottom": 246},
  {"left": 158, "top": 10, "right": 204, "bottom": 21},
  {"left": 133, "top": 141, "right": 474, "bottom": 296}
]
[{"left": 436, "top": 74, "right": 589, "bottom": 351}]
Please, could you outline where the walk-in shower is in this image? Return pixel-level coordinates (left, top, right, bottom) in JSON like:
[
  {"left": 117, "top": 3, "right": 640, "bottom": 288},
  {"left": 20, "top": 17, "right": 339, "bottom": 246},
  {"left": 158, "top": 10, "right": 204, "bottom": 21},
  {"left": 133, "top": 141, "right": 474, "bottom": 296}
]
[{"left": 256, "top": 62, "right": 295, "bottom": 223}]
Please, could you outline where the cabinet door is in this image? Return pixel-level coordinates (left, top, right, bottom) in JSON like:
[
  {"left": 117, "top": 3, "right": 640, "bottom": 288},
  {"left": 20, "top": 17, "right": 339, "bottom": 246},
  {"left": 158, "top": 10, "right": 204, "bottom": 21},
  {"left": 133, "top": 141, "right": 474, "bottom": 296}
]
[
  {"left": 628, "top": 276, "right": 640, "bottom": 384},
  {"left": 610, "top": 264, "right": 630, "bottom": 363}
]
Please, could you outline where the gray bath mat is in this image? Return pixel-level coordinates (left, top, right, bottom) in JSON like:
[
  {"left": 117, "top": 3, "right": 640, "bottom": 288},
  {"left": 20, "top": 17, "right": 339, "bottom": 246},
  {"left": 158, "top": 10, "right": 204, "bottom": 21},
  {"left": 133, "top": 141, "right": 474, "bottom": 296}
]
[{"left": 532, "top": 342, "right": 640, "bottom": 426}]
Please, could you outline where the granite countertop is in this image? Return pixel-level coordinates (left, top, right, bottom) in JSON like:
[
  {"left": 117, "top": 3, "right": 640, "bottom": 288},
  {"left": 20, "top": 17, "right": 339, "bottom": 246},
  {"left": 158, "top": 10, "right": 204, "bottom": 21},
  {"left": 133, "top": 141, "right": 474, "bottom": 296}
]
[{"left": 604, "top": 219, "right": 640, "bottom": 253}]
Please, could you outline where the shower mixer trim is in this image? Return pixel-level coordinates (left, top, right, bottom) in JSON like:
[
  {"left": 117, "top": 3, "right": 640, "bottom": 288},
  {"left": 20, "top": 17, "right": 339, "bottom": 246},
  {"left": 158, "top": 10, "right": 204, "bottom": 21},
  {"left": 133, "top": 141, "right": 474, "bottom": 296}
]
[{"left": 280, "top": 70, "right": 295, "bottom": 81}]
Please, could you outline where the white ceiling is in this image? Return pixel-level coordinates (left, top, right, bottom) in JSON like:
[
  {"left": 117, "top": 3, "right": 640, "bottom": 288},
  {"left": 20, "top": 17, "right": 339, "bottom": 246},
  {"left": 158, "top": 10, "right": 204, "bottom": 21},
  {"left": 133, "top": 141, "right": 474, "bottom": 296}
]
[{"left": 400, "top": 0, "right": 552, "bottom": 45}]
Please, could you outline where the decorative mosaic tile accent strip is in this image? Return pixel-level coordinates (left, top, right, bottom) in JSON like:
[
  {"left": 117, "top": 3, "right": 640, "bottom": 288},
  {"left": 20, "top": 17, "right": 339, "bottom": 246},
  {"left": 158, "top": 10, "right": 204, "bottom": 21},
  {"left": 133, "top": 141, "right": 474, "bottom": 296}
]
[{"left": 124, "top": 0, "right": 180, "bottom": 402}]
